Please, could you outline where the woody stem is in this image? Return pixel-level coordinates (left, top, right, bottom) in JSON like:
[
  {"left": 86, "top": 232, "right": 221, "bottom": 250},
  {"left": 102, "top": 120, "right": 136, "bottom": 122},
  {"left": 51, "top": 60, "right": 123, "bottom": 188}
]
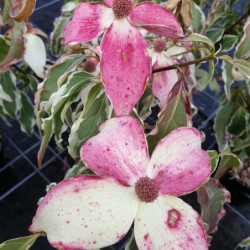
[{"left": 152, "top": 51, "right": 216, "bottom": 73}]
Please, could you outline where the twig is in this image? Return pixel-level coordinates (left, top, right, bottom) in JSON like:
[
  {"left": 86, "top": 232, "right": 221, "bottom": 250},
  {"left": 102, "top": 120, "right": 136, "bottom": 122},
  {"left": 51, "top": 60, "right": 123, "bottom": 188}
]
[
  {"left": 152, "top": 52, "right": 216, "bottom": 73},
  {"left": 224, "top": 8, "right": 250, "bottom": 34}
]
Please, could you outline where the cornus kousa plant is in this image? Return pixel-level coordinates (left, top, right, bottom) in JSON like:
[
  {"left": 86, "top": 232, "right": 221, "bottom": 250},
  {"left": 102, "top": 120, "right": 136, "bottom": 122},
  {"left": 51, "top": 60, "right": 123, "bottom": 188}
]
[
  {"left": 29, "top": 117, "right": 211, "bottom": 249},
  {"left": 0, "top": 0, "right": 249, "bottom": 249},
  {"left": 63, "top": 0, "right": 183, "bottom": 116}
]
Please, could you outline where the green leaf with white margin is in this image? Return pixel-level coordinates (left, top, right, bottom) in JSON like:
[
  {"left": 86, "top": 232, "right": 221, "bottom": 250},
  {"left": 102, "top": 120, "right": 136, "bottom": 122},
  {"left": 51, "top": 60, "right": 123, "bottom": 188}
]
[
  {"left": 147, "top": 81, "right": 192, "bottom": 155},
  {"left": 61, "top": 1, "right": 78, "bottom": 12},
  {"left": 82, "top": 83, "right": 103, "bottom": 116},
  {"left": 27, "top": 74, "right": 39, "bottom": 93},
  {"left": 222, "top": 59, "right": 233, "bottom": 100},
  {"left": 35, "top": 54, "right": 84, "bottom": 129},
  {"left": 0, "top": 85, "right": 12, "bottom": 102},
  {"left": 1, "top": 0, "right": 11, "bottom": 24},
  {"left": 24, "top": 33, "right": 46, "bottom": 78},
  {"left": 231, "top": 66, "right": 247, "bottom": 81},
  {"left": 0, "top": 36, "right": 10, "bottom": 62},
  {"left": 233, "top": 134, "right": 250, "bottom": 152},
  {"left": 46, "top": 182, "right": 57, "bottom": 194},
  {"left": 0, "top": 70, "right": 18, "bottom": 119},
  {"left": 0, "top": 70, "right": 35, "bottom": 134},
  {"left": 38, "top": 118, "right": 52, "bottom": 168},
  {"left": 68, "top": 92, "right": 109, "bottom": 158},
  {"left": 71, "top": 101, "right": 84, "bottom": 122},
  {"left": 189, "top": 2, "right": 205, "bottom": 33},
  {"left": 37, "top": 54, "right": 84, "bottom": 103},
  {"left": 0, "top": 234, "right": 41, "bottom": 250},
  {"left": 227, "top": 107, "right": 247, "bottom": 136},
  {"left": 179, "top": 33, "right": 215, "bottom": 52},
  {"left": 125, "top": 231, "right": 138, "bottom": 250},
  {"left": 195, "top": 59, "right": 215, "bottom": 91},
  {"left": 0, "top": 21, "right": 24, "bottom": 71},
  {"left": 237, "top": 236, "right": 250, "bottom": 248},
  {"left": 207, "top": 150, "right": 219, "bottom": 174},
  {"left": 233, "top": 59, "right": 250, "bottom": 79},
  {"left": 0, "top": 106, "right": 9, "bottom": 124},
  {"left": 195, "top": 68, "right": 207, "bottom": 90},
  {"left": 235, "top": 17, "right": 250, "bottom": 59},
  {"left": 19, "top": 92, "right": 35, "bottom": 136},
  {"left": 209, "top": 12, "right": 229, "bottom": 29},
  {"left": 50, "top": 16, "right": 71, "bottom": 57},
  {"left": 197, "top": 178, "right": 231, "bottom": 234},
  {"left": 214, "top": 144, "right": 241, "bottom": 180},
  {"left": 206, "top": 28, "right": 224, "bottom": 44},
  {"left": 214, "top": 97, "right": 238, "bottom": 151},
  {"left": 221, "top": 35, "right": 238, "bottom": 52},
  {"left": 211, "top": 0, "right": 227, "bottom": 13},
  {"left": 209, "top": 78, "right": 220, "bottom": 96},
  {"left": 64, "top": 160, "right": 93, "bottom": 179},
  {"left": 219, "top": 55, "right": 250, "bottom": 79},
  {"left": 45, "top": 72, "right": 96, "bottom": 146},
  {"left": 136, "top": 85, "right": 155, "bottom": 120},
  {"left": 229, "top": 0, "right": 239, "bottom": 11},
  {"left": 37, "top": 72, "right": 96, "bottom": 167}
]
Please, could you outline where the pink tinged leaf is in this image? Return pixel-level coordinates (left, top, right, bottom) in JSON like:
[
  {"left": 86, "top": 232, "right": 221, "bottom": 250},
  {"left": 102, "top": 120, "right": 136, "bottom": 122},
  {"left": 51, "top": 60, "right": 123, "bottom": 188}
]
[
  {"left": 9, "top": 0, "right": 36, "bottom": 22},
  {"left": 134, "top": 196, "right": 208, "bottom": 250},
  {"left": 152, "top": 53, "right": 178, "bottom": 110},
  {"left": 128, "top": 2, "right": 183, "bottom": 39},
  {"left": 148, "top": 127, "right": 211, "bottom": 196},
  {"left": 63, "top": 3, "right": 114, "bottom": 44},
  {"left": 81, "top": 116, "right": 149, "bottom": 186},
  {"left": 197, "top": 179, "right": 231, "bottom": 234},
  {"left": 29, "top": 175, "right": 139, "bottom": 250},
  {"left": 100, "top": 19, "right": 151, "bottom": 116},
  {"left": 0, "top": 21, "right": 24, "bottom": 70}
]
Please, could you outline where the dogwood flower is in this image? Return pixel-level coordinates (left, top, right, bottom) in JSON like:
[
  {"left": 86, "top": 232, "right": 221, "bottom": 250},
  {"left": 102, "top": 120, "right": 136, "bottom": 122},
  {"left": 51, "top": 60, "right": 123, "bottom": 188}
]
[
  {"left": 63, "top": 1, "right": 183, "bottom": 116},
  {"left": 29, "top": 117, "right": 210, "bottom": 250}
]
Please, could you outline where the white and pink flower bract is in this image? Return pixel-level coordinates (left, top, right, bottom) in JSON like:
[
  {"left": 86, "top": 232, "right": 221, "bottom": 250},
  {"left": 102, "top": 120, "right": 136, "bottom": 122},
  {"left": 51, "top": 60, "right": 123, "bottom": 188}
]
[
  {"left": 63, "top": 0, "right": 183, "bottom": 116},
  {"left": 29, "top": 117, "right": 210, "bottom": 250},
  {"left": 151, "top": 39, "right": 179, "bottom": 111}
]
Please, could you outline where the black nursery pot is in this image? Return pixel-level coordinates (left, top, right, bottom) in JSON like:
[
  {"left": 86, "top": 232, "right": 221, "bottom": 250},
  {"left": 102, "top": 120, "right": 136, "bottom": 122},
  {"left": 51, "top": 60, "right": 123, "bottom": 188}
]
[{"left": 0, "top": 129, "right": 4, "bottom": 166}]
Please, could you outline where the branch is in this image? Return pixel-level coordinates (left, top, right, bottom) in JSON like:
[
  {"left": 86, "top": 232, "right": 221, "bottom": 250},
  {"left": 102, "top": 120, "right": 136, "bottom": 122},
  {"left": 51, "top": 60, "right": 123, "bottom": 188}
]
[
  {"left": 152, "top": 52, "right": 216, "bottom": 73},
  {"left": 224, "top": 8, "right": 250, "bottom": 34}
]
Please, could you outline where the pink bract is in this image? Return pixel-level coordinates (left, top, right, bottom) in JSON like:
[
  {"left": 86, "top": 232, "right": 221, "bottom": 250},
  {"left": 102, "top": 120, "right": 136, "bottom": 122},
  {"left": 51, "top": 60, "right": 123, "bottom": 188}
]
[
  {"left": 152, "top": 51, "right": 179, "bottom": 110},
  {"left": 63, "top": 1, "right": 183, "bottom": 116},
  {"left": 30, "top": 117, "right": 210, "bottom": 249}
]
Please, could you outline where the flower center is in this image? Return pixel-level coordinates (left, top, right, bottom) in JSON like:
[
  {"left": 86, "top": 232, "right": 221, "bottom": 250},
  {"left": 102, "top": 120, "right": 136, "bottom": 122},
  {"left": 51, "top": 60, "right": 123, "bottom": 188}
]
[
  {"left": 153, "top": 39, "right": 166, "bottom": 53},
  {"left": 135, "top": 177, "right": 159, "bottom": 203},
  {"left": 112, "top": 0, "right": 133, "bottom": 19},
  {"left": 84, "top": 60, "right": 96, "bottom": 73}
]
